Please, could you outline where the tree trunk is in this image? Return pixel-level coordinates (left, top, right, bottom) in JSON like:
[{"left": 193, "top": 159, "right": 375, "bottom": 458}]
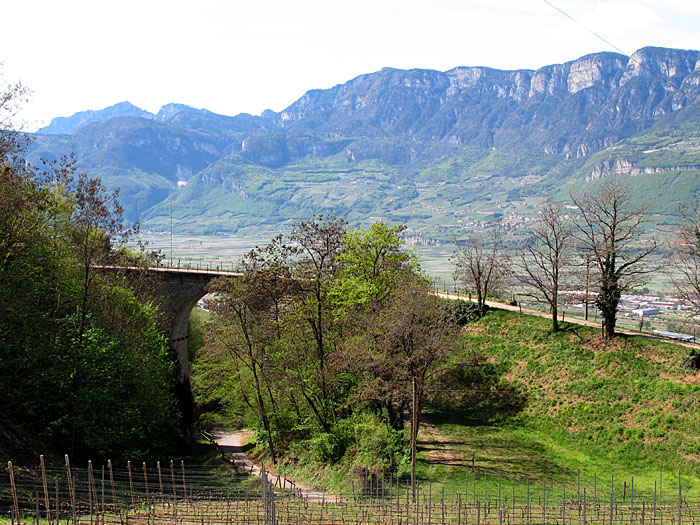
[
  {"left": 602, "top": 309, "right": 616, "bottom": 339},
  {"left": 252, "top": 365, "right": 277, "bottom": 464},
  {"left": 552, "top": 306, "right": 559, "bottom": 333}
]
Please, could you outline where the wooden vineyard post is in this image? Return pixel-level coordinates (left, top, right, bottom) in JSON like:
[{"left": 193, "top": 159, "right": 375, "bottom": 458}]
[
  {"left": 472, "top": 455, "right": 476, "bottom": 505},
  {"left": 562, "top": 468, "right": 566, "bottom": 524},
  {"left": 142, "top": 461, "right": 151, "bottom": 519},
  {"left": 498, "top": 471, "right": 501, "bottom": 509},
  {"left": 40, "top": 455, "right": 50, "bottom": 524},
  {"left": 411, "top": 377, "right": 417, "bottom": 502},
  {"left": 88, "top": 460, "right": 97, "bottom": 519},
  {"left": 88, "top": 473, "right": 93, "bottom": 525},
  {"left": 8, "top": 461, "right": 21, "bottom": 525},
  {"left": 55, "top": 480, "right": 59, "bottom": 524},
  {"left": 397, "top": 477, "right": 400, "bottom": 516},
  {"left": 441, "top": 485, "right": 445, "bottom": 524},
  {"left": 181, "top": 460, "right": 187, "bottom": 501},
  {"left": 631, "top": 475, "right": 635, "bottom": 511},
  {"left": 527, "top": 477, "right": 530, "bottom": 523},
  {"left": 542, "top": 479, "right": 546, "bottom": 525},
  {"left": 577, "top": 469, "right": 580, "bottom": 504},
  {"left": 157, "top": 461, "right": 164, "bottom": 506},
  {"left": 458, "top": 493, "right": 462, "bottom": 525},
  {"left": 428, "top": 482, "right": 432, "bottom": 524},
  {"left": 609, "top": 474, "right": 614, "bottom": 525},
  {"left": 170, "top": 460, "right": 177, "bottom": 499},
  {"left": 594, "top": 472, "right": 597, "bottom": 513},
  {"left": 143, "top": 463, "right": 150, "bottom": 506},
  {"left": 127, "top": 461, "right": 137, "bottom": 508},
  {"left": 679, "top": 470, "right": 682, "bottom": 525},
  {"left": 101, "top": 466, "right": 105, "bottom": 524},
  {"left": 484, "top": 471, "right": 487, "bottom": 505},
  {"left": 170, "top": 460, "right": 178, "bottom": 520},
  {"left": 65, "top": 455, "right": 76, "bottom": 525},
  {"left": 108, "top": 460, "right": 117, "bottom": 511}
]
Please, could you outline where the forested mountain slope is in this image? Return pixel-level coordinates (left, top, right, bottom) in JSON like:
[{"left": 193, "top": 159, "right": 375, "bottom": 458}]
[{"left": 26, "top": 46, "right": 700, "bottom": 236}]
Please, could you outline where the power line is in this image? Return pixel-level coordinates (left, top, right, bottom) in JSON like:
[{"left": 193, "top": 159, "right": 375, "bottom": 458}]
[
  {"left": 542, "top": 0, "right": 700, "bottom": 105},
  {"left": 542, "top": 0, "right": 628, "bottom": 57}
]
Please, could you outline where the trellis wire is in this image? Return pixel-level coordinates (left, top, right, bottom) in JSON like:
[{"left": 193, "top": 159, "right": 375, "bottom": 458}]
[{"left": 4, "top": 458, "right": 700, "bottom": 523}]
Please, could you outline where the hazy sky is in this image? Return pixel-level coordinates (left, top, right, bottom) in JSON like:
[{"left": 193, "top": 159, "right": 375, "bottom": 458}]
[{"left": 2, "top": 0, "right": 699, "bottom": 130}]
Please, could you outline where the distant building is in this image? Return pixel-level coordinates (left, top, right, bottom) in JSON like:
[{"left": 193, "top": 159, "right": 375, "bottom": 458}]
[
  {"left": 649, "top": 302, "right": 677, "bottom": 311},
  {"left": 631, "top": 307, "right": 660, "bottom": 317}
]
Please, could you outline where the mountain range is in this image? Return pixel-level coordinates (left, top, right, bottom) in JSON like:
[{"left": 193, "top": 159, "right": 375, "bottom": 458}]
[{"left": 26, "top": 46, "right": 700, "bottom": 239}]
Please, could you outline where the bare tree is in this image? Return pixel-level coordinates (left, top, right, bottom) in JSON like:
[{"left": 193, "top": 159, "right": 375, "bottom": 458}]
[
  {"left": 452, "top": 226, "right": 509, "bottom": 315},
  {"left": 671, "top": 205, "right": 700, "bottom": 313},
  {"left": 0, "top": 71, "right": 30, "bottom": 159},
  {"left": 513, "top": 200, "right": 573, "bottom": 332},
  {"left": 571, "top": 177, "right": 656, "bottom": 339}
]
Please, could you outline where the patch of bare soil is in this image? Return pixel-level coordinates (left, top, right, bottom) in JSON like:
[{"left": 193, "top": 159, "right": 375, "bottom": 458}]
[{"left": 419, "top": 416, "right": 468, "bottom": 467}]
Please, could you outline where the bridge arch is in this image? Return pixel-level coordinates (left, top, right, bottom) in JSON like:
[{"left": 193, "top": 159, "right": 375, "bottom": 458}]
[{"left": 107, "top": 266, "right": 243, "bottom": 442}]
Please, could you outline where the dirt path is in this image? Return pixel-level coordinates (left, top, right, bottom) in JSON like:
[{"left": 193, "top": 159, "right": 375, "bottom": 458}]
[{"left": 210, "top": 429, "right": 342, "bottom": 503}]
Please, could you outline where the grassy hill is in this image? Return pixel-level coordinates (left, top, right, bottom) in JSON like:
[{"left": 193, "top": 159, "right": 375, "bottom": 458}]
[{"left": 270, "top": 308, "right": 700, "bottom": 499}]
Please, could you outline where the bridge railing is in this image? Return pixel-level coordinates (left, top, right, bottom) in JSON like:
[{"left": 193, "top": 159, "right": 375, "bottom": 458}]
[{"left": 155, "top": 258, "right": 240, "bottom": 273}]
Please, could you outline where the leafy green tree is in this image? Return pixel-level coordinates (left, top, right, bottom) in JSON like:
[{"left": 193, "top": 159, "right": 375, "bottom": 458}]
[
  {"left": 289, "top": 215, "right": 347, "bottom": 428},
  {"left": 343, "top": 274, "right": 457, "bottom": 429},
  {"left": 0, "top": 159, "right": 179, "bottom": 460},
  {"left": 206, "top": 274, "right": 281, "bottom": 463},
  {"left": 331, "top": 223, "right": 416, "bottom": 316},
  {"left": 193, "top": 220, "right": 460, "bottom": 475}
]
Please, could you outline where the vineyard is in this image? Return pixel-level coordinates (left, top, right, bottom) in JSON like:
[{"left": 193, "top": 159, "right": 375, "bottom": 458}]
[{"left": 5, "top": 456, "right": 700, "bottom": 524}]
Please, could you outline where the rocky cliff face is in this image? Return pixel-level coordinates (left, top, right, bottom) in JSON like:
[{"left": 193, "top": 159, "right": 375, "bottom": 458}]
[{"left": 277, "top": 47, "right": 700, "bottom": 156}]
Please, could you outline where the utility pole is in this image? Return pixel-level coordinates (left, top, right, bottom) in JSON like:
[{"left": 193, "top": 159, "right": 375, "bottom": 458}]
[
  {"left": 170, "top": 193, "right": 174, "bottom": 267},
  {"left": 411, "top": 377, "right": 417, "bottom": 502},
  {"left": 584, "top": 255, "right": 590, "bottom": 321}
]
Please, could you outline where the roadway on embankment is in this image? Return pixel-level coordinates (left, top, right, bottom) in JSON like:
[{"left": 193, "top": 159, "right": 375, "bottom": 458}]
[{"left": 435, "top": 291, "right": 700, "bottom": 349}]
